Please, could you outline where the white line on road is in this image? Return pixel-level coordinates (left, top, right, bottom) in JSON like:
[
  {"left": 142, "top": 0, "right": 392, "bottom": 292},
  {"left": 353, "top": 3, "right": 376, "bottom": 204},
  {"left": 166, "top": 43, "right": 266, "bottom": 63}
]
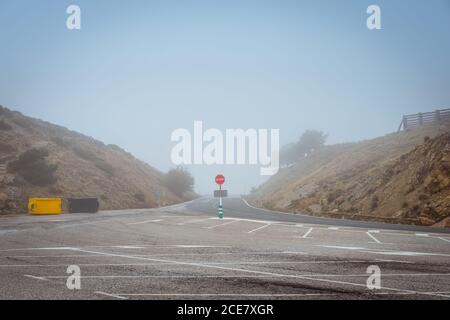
[
  {"left": 321, "top": 245, "right": 450, "bottom": 257},
  {"left": 0, "top": 244, "right": 230, "bottom": 252},
  {"left": 0, "top": 260, "right": 374, "bottom": 268},
  {"left": 247, "top": 224, "right": 271, "bottom": 234},
  {"left": 112, "top": 293, "right": 338, "bottom": 298},
  {"left": 24, "top": 274, "right": 48, "bottom": 281},
  {"left": 206, "top": 220, "right": 239, "bottom": 229},
  {"left": 438, "top": 237, "right": 450, "bottom": 243},
  {"left": 328, "top": 227, "right": 339, "bottom": 230},
  {"left": 113, "top": 246, "right": 145, "bottom": 249},
  {"left": 366, "top": 232, "right": 382, "bottom": 244},
  {"left": 127, "top": 219, "right": 163, "bottom": 225},
  {"left": 415, "top": 233, "right": 429, "bottom": 237},
  {"left": 95, "top": 291, "right": 128, "bottom": 300},
  {"left": 375, "top": 259, "right": 415, "bottom": 264},
  {"left": 39, "top": 272, "right": 450, "bottom": 279},
  {"left": 175, "top": 245, "right": 231, "bottom": 248},
  {"left": 300, "top": 228, "right": 313, "bottom": 239},
  {"left": 0, "top": 251, "right": 294, "bottom": 259},
  {"left": 177, "top": 218, "right": 213, "bottom": 226},
  {"left": 19, "top": 247, "right": 450, "bottom": 299},
  {"left": 321, "top": 246, "right": 365, "bottom": 250}
]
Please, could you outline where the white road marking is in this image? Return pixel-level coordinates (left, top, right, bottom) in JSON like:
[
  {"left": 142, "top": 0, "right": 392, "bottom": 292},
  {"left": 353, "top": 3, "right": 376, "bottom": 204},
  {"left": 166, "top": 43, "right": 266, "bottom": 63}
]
[
  {"left": 321, "top": 246, "right": 366, "bottom": 250},
  {"left": 114, "top": 293, "right": 337, "bottom": 297},
  {"left": 0, "top": 244, "right": 230, "bottom": 252},
  {"left": 366, "top": 232, "right": 382, "bottom": 244},
  {"left": 0, "top": 260, "right": 372, "bottom": 268},
  {"left": 113, "top": 246, "right": 145, "bottom": 249},
  {"left": 377, "top": 250, "right": 450, "bottom": 257},
  {"left": 0, "top": 255, "right": 101, "bottom": 258},
  {"left": 177, "top": 218, "right": 213, "bottom": 226},
  {"left": 0, "top": 251, "right": 296, "bottom": 259},
  {"left": 363, "top": 251, "right": 425, "bottom": 257},
  {"left": 71, "top": 247, "right": 450, "bottom": 299},
  {"left": 247, "top": 224, "right": 271, "bottom": 234},
  {"left": 55, "top": 220, "right": 119, "bottom": 229},
  {"left": 0, "top": 247, "right": 78, "bottom": 252},
  {"left": 24, "top": 274, "right": 48, "bottom": 281},
  {"left": 415, "top": 233, "right": 429, "bottom": 237},
  {"left": 282, "top": 251, "right": 308, "bottom": 255},
  {"left": 206, "top": 220, "right": 239, "bottom": 229},
  {"left": 40, "top": 272, "right": 450, "bottom": 279},
  {"left": 322, "top": 245, "right": 450, "bottom": 257},
  {"left": 438, "top": 237, "right": 450, "bottom": 243},
  {"left": 174, "top": 245, "right": 231, "bottom": 248},
  {"left": 241, "top": 196, "right": 450, "bottom": 239},
  {"left": 95, "top": 291, "right": 128, "bottom": 300},
  {"left": 328, "top": 227, "right": 339, "bottom": 230},
  {"left": 127, "top": 219, "right": 163, "bottom": 225},
  {"left": 375, "top": 259, "right": 415, "bottom": 264},
  {"left": 300, "top": 228, "right": 313, "bottom": 239}
]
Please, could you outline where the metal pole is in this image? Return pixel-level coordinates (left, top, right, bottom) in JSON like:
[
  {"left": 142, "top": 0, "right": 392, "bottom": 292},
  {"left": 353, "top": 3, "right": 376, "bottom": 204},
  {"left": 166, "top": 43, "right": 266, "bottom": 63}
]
[{"left": 218, "top": 184, "right": 223, "bottom": 219}]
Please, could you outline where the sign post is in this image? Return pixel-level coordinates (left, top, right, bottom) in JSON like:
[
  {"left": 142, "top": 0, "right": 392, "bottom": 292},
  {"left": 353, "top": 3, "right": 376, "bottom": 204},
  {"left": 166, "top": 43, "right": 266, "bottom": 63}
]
[{"left": 215, "top": 174, "right": 225, "bottom": 219}]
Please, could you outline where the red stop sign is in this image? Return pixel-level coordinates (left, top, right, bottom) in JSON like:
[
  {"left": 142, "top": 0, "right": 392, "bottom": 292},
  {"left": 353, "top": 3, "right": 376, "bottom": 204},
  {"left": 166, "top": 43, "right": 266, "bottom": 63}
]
[{"left": 215, "top": 174, "right": 225, "bottom": 185}]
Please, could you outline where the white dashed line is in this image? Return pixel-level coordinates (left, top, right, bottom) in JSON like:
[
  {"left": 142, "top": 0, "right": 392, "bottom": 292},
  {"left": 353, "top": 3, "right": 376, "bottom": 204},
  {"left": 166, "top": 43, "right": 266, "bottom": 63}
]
[
  {"left": 24, "top": 274, "right": 48, "bottom": 281},
  {"left": 114, "top": 293, "right": 337, "bottom": 297},
  {"left": 247, "top": 224, "right": 271, "bottom": 234},
  {"left": 300, "top": 228, "right": 313, "bottom": 239},
  {"left": 206, "top": 220, "right": 239, "bottom": 229},
  {"left": 127, "top": 219, "right": 163, "bottom": 225},
  {"left": 366, "top": 231, "right": 382, "bottom": 244},
  {"left": 177, "top": 218, "right": 213, "bottom": 226},
  {"left": 95, "top": 291, "right": 128, "bottom": 300},
  {"left": 73, "top": 247, "right": 450, "bottom": 299}
]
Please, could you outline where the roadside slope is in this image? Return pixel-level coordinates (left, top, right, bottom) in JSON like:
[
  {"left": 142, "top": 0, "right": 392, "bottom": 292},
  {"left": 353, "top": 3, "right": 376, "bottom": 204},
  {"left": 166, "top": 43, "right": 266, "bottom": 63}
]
[
  {"left": 0, "top": 106, "right": 185, "bottom": 213},
  {"left": 249, "top": 124, "right": 450, "bottom": 227}
]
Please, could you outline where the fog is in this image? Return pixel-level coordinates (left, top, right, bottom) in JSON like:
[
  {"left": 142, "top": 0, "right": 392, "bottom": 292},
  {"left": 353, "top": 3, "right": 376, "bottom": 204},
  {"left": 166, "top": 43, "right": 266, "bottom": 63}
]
[{"left": 1, "top": 0, "right": 449, "bottom": 194}]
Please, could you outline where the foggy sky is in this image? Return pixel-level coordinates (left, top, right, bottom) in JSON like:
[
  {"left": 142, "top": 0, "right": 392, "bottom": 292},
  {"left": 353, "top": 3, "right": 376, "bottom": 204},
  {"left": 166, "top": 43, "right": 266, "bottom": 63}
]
[{"left": 1, "top": 0, "right": 449, "bottom": 194}]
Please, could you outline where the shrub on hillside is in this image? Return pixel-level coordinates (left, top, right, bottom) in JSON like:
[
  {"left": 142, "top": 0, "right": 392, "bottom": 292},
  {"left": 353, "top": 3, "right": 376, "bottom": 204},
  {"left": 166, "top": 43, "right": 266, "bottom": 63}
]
[
  {"left": 164, "top": 166, "right": 194, "bottom": 198},
  {"left": 0, "top": 142, "right": 15, "bottom": 153},
  {"left": 0, "top": 120, "right": 12, "bottom": 131},
  {"left": 73, "top": 146, "right": 98, "bottom": 161},
  {"left": 11, "top": 116, "right": 32, "bottom": 129},
  {"left": 94, "top": 159, "right": 115, "bottom": 176},
  {"left": 134, "top": 193, "right": 146, "bottom": 202},
  {"left": 7, "top": 148, "right": 58, "bottom": 186},
  {"left": 280, "top": 130, "right": 328, "bottom": 166},
  {"left": 51, "top": 136, "right": 69, "bottom": 148}
]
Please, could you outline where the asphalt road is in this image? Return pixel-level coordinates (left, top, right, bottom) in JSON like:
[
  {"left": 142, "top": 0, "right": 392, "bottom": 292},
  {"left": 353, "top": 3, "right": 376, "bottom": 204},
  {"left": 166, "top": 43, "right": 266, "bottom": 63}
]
[{"left": 0, "top": 196, "right": 449, "bottom": 300}]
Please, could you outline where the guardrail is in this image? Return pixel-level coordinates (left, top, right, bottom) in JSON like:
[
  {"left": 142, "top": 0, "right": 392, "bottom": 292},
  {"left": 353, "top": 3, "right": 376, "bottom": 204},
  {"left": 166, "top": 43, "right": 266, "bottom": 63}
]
[{"left": 397, "top": 108, "right": 450, "bottom": 132}]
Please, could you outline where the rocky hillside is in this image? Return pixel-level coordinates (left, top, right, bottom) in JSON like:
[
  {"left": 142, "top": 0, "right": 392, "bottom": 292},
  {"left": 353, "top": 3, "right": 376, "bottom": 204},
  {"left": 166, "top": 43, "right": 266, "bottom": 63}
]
[
  {"left": 0, "top": 105, "right": 186, "bottom": 214},
  {"left": 249, "top": 123, "right": 450, "bottom": 227}
]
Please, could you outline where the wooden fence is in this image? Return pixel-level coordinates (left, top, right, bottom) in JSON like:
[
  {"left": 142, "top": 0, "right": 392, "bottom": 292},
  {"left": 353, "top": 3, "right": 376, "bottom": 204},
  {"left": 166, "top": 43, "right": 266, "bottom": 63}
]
[{"left": 397, "top": 108, "right": 450, "bottom": 132}]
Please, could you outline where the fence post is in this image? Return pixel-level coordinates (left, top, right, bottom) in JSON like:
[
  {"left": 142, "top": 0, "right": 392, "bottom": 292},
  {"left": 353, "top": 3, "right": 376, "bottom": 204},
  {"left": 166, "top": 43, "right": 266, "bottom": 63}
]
[
  {"left": 403, "top": 116, "right": 408, "bottom": 130},
  {"left": 435, "top": 110, "right": 441, "bottom": 123},
  {"left": 418, "top": 113, "right": 423, "bottom": 126}
]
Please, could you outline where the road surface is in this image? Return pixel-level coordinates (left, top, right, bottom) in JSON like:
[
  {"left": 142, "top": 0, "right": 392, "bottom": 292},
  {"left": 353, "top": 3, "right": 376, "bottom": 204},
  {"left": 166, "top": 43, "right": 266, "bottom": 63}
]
[{"left": 0, "top": 196, "right": 449, "bottom": 300}]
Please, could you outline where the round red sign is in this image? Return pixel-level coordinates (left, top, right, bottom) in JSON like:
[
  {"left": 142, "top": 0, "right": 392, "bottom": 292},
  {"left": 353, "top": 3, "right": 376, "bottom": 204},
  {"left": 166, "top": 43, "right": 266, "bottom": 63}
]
[{"left": 215, "top": 174, "right": 225, "bottom": 185}]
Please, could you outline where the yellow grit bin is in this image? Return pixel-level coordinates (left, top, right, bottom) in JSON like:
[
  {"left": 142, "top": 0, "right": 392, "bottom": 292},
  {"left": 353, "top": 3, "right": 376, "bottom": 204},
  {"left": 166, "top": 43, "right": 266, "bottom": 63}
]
[{"left": 28, "top": 198, "right": 62, "bottom": 215}]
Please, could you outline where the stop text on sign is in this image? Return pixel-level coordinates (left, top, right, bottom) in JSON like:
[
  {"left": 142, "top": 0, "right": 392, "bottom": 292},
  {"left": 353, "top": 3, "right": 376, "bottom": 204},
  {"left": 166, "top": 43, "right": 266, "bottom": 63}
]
[
  {"left": 171, "top": 121, "right": 279, "bottom": 176},
  {"left": 215, "top": 174, "right": 225, "bottom": 185}
]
